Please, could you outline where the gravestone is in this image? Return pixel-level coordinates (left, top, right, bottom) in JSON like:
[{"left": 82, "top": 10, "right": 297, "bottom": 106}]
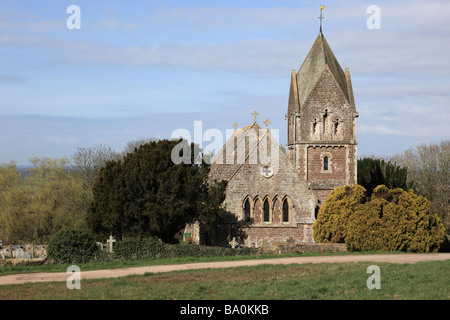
[
  {"left": 229, "top": 237, "right": 238, "bottom": 249},
  {"left": 96, "top": 242, "right": 104, "bottom": 251},
  {"left": 24, "top": 244, "right": 32, "bottom": 259},
  {"left": 106, "top": 235, "right": 116, "bottom": 253},
  {"left": 15, "top": 248, "right": 24, "bottom": 259}
]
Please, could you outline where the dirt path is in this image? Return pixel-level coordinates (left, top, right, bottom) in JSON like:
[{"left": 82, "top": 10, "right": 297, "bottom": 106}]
[{"left": 1, "top": 253, "right": 449, "bottom": 286}]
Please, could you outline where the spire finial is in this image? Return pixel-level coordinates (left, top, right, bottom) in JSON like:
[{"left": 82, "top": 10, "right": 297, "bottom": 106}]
[{"left": 318, "top": 5, "right": 325, "bottom": 33}]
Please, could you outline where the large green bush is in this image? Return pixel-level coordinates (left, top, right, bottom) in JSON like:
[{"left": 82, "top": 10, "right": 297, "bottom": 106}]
[
  {"left": 313, "top": 185, "right": 446, "bottom": 252},
  {"left": 47, "top": 230, "right": 100, "bottom": 263}
]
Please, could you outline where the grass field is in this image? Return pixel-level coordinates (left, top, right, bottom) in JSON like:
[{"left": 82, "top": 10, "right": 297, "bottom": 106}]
[
  {"left": 0, "top": 250, "right": 407, "bottom": 276},
  {"left": 0, "top": 260, "right": 448, "bottom": 300}
]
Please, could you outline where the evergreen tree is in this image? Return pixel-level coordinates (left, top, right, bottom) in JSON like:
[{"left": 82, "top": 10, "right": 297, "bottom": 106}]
[
  {"left": 87, "top": 159, "right": 125, "bottom": 240},
  {"left": 357, "top": 157, "right": 408, "bottom": 196},
  {"left": 87, "top": 139, "right": 227, "bottom": 243}
]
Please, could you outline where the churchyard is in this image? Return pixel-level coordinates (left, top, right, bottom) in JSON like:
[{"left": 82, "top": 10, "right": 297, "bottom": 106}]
[
  {"left": 0, "top": 243, "right": 47, "bottom": 262},
  {"left": 0, "top": 235, "right": 116, "bottom": 265}
]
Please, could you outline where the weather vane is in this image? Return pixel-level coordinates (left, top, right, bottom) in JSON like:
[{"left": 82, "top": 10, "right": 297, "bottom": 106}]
[{"left": 318, "top": 5, "right": 325, "bottom": 32}]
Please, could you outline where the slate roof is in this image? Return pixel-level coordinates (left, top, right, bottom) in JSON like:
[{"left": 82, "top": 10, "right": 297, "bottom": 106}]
[{"left": 295, "top": 31, "right": 350, "bottom": 108}]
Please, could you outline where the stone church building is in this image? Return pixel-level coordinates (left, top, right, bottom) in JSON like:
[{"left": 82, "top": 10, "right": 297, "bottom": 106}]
[{"left": 186, "top": 30, "right": 358, "bottom": 247}]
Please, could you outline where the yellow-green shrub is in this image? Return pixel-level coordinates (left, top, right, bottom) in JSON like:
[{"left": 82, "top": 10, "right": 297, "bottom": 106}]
[
  {"left": 314, "top": 184, "right": 446, "bottom": 252},
  {"left": 312, "top": 185, "right": 367, "bottom": 243}
]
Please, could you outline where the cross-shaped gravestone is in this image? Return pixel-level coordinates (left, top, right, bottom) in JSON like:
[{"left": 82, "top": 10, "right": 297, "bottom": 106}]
[
  {"left": 229, "top": 237, "right": 238, "bottom": 249},
  {"left": 107, "top": 235, "right": 116, "bottom": 253}
]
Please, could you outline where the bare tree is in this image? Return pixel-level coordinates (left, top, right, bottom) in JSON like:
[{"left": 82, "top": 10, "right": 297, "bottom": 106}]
[
  {"left": 71, "top": 144, "right": 120, "bottom": 189},
  {"left": 393, "top": 140, "right": 449, "bottom": 235},
  {"left": 122, "top": 138, "right": 158, "bottom": 157}
]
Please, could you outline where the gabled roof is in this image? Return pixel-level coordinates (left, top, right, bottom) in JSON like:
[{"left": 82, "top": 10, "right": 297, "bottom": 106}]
[
  {"left": 209, "top": 122, "right": 284, "bottom": 183},
  {"left": 296, "top": 31, "right": 350, "bottom": 108}
]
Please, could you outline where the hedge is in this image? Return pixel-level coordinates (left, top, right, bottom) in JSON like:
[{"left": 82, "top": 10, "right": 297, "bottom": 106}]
[
  {"left": 112, "top": 237, "right": 256, "bottom": 261},
  {"left": 47, "top": 233, "right": 257, "bottom": 264}
]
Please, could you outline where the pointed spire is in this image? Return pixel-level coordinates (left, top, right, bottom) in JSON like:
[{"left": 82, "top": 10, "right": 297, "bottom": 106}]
[
  {"left": 288, "top": 69, "right": 300, "bottom": 114},
  {"left": 296, "top": 31, "right": 350, "bottom": 107}
]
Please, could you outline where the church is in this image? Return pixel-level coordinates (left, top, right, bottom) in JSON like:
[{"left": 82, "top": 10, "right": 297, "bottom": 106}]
[{"left": 186, "top": 24, "right": 358, "bottom": 248}]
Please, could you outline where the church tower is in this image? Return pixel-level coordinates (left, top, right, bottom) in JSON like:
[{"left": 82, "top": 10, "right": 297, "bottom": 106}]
[{"left": 286, "top": 29, "right": 358, "bottom": 208}]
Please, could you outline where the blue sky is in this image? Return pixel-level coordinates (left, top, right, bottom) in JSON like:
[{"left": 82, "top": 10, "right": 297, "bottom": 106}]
[{"left": 0, "top": 0, "right": 449, "bottom": 164}]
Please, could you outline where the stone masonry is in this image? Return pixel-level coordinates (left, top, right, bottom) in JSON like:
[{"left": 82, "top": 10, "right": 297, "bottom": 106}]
[{"left": 187, "top": 30, "right": 358, "bottom": 247}]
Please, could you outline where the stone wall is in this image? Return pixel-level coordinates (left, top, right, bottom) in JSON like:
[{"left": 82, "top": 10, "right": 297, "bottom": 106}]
[
  {"left": 209, "top": 126, "right": 318, "bottom": 246},
  {"left": 276, "top": 243, "right": 347, "bottom": 254}
]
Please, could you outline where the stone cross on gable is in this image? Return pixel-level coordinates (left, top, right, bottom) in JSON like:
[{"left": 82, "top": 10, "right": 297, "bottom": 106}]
[
  {"left": 252, "top": 110, "right": 259, "bottom": 123},
  {"left": 107, "top": 235, "right": 116, "bottom": 253},
  {"left": 263, "top": 118, "right": 271, "bottom": 129},
  {"left": 233, "top": 122, "right": 239, "bottom": 132}
]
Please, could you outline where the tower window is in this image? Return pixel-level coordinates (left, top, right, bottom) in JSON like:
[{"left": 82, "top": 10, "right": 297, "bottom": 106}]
[
  {"left": 334, "top": 119, "right": 339, "bottom": 135},
  {"left": 324, "top": 156, "right": 329, "bottom": 171},
  {"left": 263, "top": 199, "right": 270, "bottom": 222},
  {"left": 312, "top": 118, "right": 318, "bottom": 136},
  {"left": 323, "top": 110, "right": 328, "bottom": 134}
]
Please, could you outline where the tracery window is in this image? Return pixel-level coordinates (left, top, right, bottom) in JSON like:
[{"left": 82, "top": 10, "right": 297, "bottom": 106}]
[
  {"left": 263, "top": 199, "right": 270, "bottom": 222},
  {"left": 282, "top": 199, "right": 289, "bottom": 223}
]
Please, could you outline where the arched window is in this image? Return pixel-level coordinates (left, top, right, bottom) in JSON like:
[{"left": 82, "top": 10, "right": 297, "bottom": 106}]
[
  {"left": 323, "top": 110, "right": 328, "bottom": 134},
  {"left": 334, "top": 119, "right": 339, "bottom": 135},
  {"left": 282, "top": 199, "right": 289, "bottom": 223},
  {"left": 263, "top": 199, "right": 270, "bottom": 222},
  {"left": 312, "top": 118, "right": 318, "bottom": 135},
  {"left": 244, "top": 198, "right": 251, "bottom": 222},
  {"left": 324, "top": 156, "right": 329, "bottom": 171}
]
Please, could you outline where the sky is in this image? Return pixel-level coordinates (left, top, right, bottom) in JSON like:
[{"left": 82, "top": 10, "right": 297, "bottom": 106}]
[{"left": 0, "top": 0, "right": 449, "bottom": 165}]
